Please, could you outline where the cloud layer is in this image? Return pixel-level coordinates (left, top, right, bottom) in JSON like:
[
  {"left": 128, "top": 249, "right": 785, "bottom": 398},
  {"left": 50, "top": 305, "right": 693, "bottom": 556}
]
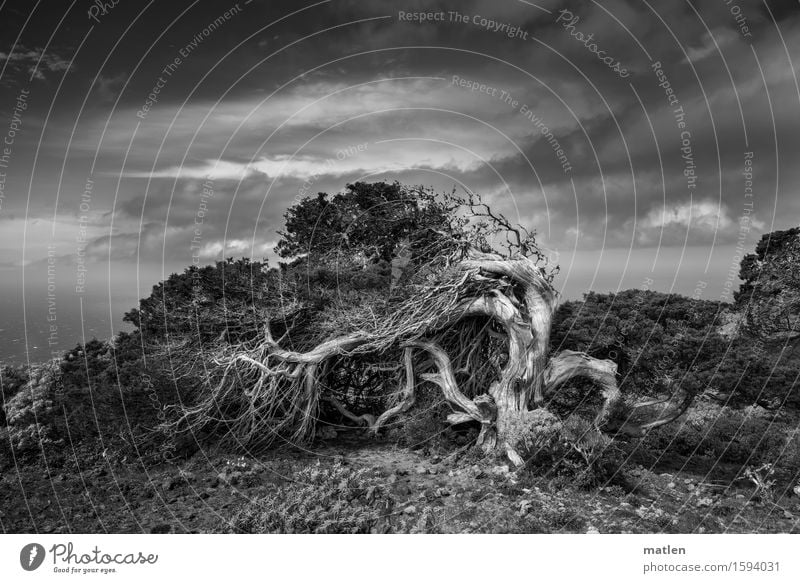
[{"left": 0, "top": 0, "right": 798, "bottom": 303}]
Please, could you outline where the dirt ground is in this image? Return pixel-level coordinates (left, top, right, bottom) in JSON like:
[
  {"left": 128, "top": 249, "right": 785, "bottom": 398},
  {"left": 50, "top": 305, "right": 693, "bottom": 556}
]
[{"left": 3, "top": 434, "right": 800, "bottom": 534}]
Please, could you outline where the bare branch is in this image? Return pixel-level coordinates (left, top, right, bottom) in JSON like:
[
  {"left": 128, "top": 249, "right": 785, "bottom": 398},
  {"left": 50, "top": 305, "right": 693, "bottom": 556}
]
[{"left": 371, "top": 348, "right": 416, "bottom": 433}]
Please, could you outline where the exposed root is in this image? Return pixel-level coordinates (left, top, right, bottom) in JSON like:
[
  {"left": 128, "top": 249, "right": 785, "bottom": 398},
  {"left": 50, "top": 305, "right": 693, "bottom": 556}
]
[
  {"left": 324, "top": 395, "right": 374, "bottom": 427},
  {"left": 544, "top": 350, "right": 620, "bottom": 430},
  {"left": 371, "top": 348, "right": 416, "bottom": 433},
  {"left": 167, "top": 245, "right": 691, "bottom": 458},
  {"left": 409, "top": 340, "right": 495, "bottom": 425}
]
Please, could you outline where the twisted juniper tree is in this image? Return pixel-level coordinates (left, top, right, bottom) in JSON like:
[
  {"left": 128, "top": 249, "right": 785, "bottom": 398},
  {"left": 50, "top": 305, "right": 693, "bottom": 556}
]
[{"left": 168, "top": 182, "right": 691, "bottom": 465}]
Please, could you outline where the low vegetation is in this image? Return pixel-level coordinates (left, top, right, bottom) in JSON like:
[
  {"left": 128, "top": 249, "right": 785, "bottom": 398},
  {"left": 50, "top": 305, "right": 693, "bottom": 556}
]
[{"left": 1, "top": 184, "right": 798, "bottom": 533}]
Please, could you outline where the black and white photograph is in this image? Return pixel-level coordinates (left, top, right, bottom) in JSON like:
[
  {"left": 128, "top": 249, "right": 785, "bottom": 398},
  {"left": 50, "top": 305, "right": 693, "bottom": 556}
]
[{"left": 1, "top": 0, "right": 800, "bottom": 576}]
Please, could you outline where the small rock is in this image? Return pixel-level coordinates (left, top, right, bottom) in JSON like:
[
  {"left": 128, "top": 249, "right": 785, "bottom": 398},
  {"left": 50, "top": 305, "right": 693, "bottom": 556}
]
[
  {"left": 586, "top": 526, "right": 599, "bottom": 534},
  {"left": 403, "top": 505, "right": 417, "bottom": 515},
  {"left": 415, "top": 466, "right": 428, "bottom": 475},
  {"left": 667, "top": 482, "right": 676, "bottom": 489}
]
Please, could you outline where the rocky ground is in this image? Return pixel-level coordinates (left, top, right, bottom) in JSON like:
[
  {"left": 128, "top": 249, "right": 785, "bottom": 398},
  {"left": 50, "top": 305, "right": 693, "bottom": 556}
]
[{"left": 3, "top": 435, "right": 800, "bottom": 534}]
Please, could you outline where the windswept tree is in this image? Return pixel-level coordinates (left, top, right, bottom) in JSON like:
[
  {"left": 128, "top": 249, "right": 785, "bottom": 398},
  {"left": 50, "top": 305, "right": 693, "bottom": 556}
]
[{"left": 169, "top": 182, "right": 692, "bottom": 465}]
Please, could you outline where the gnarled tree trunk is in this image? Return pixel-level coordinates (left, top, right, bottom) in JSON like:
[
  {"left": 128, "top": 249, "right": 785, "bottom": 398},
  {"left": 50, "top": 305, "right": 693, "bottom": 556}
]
[{"left": 174, "top": 247, "right": 692, "bottom": 465}]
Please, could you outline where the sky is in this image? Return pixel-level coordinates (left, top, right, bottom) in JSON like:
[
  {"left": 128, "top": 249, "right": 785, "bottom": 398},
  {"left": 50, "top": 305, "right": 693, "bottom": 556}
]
[{"left": 0, "top": 0, "right": 799, "bottom": 362}]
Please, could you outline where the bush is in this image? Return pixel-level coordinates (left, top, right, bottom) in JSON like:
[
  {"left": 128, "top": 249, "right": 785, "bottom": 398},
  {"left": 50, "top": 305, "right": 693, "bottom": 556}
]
[
  {"left": 2, "top": 333, "right": 182, "bottom": 463},
  {"left": 3, "top": 361, "right": 62, "bottom": 454},
  {"left": 505, "top": 409, "right": 563, "bottom": 463},
  {"left": 557, "top": 416, "right": 624, "bottom": 488},
  {"left": 59, "top": 334, "right": 178, "bottom": 440},
  {"left": 507, "top": 409, "right": 623, "bottom": 488},
  {"left": 551, "top": 289, "right": 727, "bottom": 401},
  {"left": 0, "top": 364, "right": 29, "bottom": 427},
  {"left": 228, "top": 461, "right": 390, "bottom": 533},
  {"left": 641, "top": 401, "right": 800, "bottom": 480}
]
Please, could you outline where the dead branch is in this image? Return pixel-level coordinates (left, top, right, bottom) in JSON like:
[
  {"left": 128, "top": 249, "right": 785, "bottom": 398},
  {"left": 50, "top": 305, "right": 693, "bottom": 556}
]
[{"left": 371, "top": 348, "right": 416, "bottom": 433}]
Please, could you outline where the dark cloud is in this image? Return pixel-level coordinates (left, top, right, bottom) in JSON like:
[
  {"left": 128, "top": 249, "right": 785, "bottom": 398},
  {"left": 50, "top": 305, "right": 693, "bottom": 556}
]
[
  {"left": 0, "top": 44, "right": 73, "bottom": 83},
  {"left": 0, "top": 0, "right": 798, "bottom": 308}
]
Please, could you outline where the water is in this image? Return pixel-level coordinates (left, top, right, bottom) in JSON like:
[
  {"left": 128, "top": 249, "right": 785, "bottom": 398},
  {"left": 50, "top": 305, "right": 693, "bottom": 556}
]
[{"left": 0, "top": 264, "right": 145, "bottom": 364}]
